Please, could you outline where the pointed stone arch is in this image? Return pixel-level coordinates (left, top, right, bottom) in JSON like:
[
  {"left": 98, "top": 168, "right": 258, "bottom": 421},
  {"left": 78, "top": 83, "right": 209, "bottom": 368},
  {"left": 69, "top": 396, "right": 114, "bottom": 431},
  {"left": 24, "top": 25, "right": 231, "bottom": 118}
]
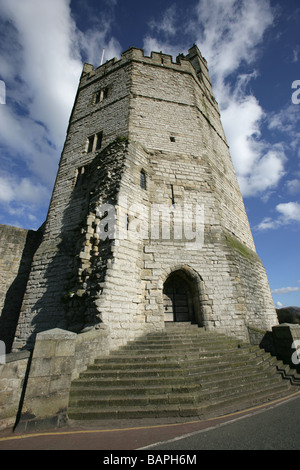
[{"left": 161, "top": 265, "right": 211, "bottom": 327}]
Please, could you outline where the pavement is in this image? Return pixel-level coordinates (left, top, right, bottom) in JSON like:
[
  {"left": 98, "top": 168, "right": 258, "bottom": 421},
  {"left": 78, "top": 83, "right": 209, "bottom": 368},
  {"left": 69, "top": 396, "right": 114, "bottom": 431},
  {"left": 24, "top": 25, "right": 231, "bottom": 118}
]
[{"left": 0, "top": 390, "right": 300, "bottom": 450}]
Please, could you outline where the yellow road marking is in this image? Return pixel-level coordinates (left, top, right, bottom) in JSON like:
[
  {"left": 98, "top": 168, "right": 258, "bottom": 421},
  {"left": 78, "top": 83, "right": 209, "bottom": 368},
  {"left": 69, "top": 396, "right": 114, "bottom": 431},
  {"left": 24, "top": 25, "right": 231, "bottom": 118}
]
[{"left": 1, "top": 390, "right": 299, "bottom": 443}]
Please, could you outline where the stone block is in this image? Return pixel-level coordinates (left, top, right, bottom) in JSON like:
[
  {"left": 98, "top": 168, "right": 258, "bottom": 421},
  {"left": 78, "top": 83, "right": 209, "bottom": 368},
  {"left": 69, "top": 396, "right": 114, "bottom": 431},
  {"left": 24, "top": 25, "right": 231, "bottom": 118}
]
[{"left": 19, "top": 329, "right": 77, "bottom": 426}]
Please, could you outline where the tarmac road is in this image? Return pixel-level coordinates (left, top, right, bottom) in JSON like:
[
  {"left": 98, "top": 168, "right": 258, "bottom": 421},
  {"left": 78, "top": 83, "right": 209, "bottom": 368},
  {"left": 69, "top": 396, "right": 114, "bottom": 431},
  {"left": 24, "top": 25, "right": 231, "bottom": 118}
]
[
  {"left": 143, "top": 392, "right": 300, "bottom": 450},
  {"left": 0, "top": 391, "right": 299, "bottom": 451}
]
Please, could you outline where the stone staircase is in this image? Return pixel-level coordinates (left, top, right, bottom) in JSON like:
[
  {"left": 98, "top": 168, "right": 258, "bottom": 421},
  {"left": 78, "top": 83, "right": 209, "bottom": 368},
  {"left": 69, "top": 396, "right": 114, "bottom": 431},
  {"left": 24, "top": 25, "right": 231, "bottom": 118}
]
[{"left": 67, "top": 323, "right": 299, "bottom": 421}]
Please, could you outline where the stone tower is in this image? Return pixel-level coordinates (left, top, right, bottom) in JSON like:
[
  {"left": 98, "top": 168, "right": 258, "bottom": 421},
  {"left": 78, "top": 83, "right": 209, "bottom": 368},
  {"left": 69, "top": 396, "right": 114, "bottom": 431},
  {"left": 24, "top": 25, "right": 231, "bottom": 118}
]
[{"left": 13, "top": 45, "right": 278, "bottom": 351}]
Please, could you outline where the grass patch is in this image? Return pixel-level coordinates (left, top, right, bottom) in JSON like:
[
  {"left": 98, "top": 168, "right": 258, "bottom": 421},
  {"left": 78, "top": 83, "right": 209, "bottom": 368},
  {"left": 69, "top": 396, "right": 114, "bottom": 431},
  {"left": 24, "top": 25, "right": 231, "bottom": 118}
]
[{"left": 225, "top": 233, "right": 258, "bottom": 261}]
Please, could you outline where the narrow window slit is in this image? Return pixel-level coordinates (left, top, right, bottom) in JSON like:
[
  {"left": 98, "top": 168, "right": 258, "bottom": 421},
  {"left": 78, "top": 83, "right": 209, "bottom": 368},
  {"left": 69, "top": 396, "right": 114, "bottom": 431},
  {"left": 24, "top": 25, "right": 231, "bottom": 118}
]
[{"left": 140, "top": 170, "right": 147, "bottom": 190}]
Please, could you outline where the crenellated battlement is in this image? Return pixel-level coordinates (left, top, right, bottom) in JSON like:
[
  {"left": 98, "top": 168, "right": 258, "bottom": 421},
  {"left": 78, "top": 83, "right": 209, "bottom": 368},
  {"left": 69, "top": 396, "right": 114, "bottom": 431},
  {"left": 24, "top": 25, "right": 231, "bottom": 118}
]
[{"left": 81, "top": 45, "right": 213, "bottom": 98}]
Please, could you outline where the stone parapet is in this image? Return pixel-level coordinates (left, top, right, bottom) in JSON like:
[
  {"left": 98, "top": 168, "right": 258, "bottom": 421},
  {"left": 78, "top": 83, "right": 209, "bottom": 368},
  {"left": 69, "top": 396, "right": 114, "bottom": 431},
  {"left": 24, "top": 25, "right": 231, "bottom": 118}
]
[{"left": 272, "top": 324, "right": 300, "bottom": 372}]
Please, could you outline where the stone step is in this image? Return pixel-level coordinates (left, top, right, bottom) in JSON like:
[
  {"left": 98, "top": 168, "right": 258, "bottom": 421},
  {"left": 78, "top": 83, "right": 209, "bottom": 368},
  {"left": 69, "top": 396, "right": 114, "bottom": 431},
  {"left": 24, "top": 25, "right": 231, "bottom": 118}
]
[
  {"left": 124, "top": 332, "right": 236, "bottom": 344},
  {"left": 101, "top": 349, "right": 269, "bottom": 366},
  {"left": 67, "top": 323, "right": 297, "bottom": 421},
  {"left": 69, "top": 381, "right": 290, "bottom": 412},
  {"left": 71, "top": 365, "right": 281, "bottom": 393},
  {"left": 68, "top": 382, "right": 294, "bottom": 421},
  {"left": 69, "top": 371, "right": 289, "bottom": 400},
  {"left": 120, "top": 341, "right": 240, "bottom": 352},
  {"left": 79, "top": 358, "right": 276, "bottom": 380}
]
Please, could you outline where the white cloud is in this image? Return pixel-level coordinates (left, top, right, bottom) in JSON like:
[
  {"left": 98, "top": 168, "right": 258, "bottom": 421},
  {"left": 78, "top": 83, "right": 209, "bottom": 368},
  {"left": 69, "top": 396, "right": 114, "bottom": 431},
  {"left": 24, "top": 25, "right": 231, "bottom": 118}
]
[
  {"left": 268, "top": 103, "right": 300, "bottom": 149},
  {"left": 272, "top": 286, "right": 300, "bottom": 295},
  {"left": 78, "top": 32, "right": 121, "bottom": 67},
  {"left": 0, "top": 177, "right": 15, "bottom": 203},
  {"left": 286, "top": 179, "right": 300, "bottom": 195},
  {"left": 219, "top": 94, "right": 264, "bottom": 177},
  {"left": 219, "top": 94, "right": 285, "bottom": 192},
  {"left": 237, "top": 148, "right": 286, "bottom": 197},
  {"left": 256, "top": 201, "right": 300, "bottom": 231},
  {"left": 143, "top": 38, "right": 181, "bottom": 62},
  {"left": 0, "top": 104, "right": 58, "bottom": 185},
  {"left": 0, "top": 0, "right": 121, "bottom": 228},
  {"left": 0, "top": 0, "right": 82, "bottom": 145},
  {"left": 0, "top": 175, "right": 50, "bottom": 205},
  {"left": 191, "top": 0, "right": 286, "bottom": 197},
  {"left": 192, "top": 0, "right": 274, "bottom": 89},
  {"left": 276, "top": 202, "right": 300, "bottom": 222},
  {"left": 149, "top": 5, "right": 178, "bottom": 37},
  {"left": 256, "top": 216, "right": 280, "bottom": 231},
  {"left": 0, "top": 80, "right": 5, "bottom": 105}
]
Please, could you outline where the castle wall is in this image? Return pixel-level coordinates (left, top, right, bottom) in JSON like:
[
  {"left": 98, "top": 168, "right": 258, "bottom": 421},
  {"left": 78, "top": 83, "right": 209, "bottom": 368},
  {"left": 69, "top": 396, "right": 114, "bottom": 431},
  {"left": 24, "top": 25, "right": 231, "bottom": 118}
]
[
  {"left": 13, "top": 141, "right": 129, "bottom": 350},
  {"left": 0, "top": 225, "right": 41, "bottom": 352},
  {"left": 128, "top": 55, "right": 255, "bottom": 252},
  {"left": 12, "top": 45, "right": 278, "bottom": 351},
  {"left": 93, "top": 143, "right": 154, "bottom": 347},
  {"left": 44, "top": 61, "right": 132, "bottom": 240},
  {"left": 136, "top": 148, "right": 276, "bottom": 340},
  {"left": 12, "top": 58, "right": 134, "bottom": 350}
]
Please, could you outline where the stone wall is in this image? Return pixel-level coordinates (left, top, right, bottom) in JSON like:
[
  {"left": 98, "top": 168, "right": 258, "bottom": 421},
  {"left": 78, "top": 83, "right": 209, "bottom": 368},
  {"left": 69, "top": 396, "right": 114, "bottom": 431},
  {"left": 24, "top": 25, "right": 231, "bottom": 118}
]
[
  {"left": 13, "top": 140, "right": 129, "bottom": 350},
  {"left": 272, "top": 324, "right": 300, "bottom": 372},
  {"left": 0, "top": 351, "right": 31, "bottom": 430},
  {"left": 0, "top": 327, "right": 111, "bottom": 431},
  {"left": 0, "top": 225, "right": 42, "bottom": 352},
  {"left": 128, "top": 48, "right": 255, "bottom": 252}
]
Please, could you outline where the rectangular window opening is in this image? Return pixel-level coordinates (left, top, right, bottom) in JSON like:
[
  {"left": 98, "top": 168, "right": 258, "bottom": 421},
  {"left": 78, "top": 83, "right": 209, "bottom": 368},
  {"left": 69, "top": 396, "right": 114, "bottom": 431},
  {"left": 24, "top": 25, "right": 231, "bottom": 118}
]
[
  {"left": 75, "top": 166, "right": 86, "bottom": 187},
  {"left": 96, "top": 132, "right": 103, "bottom": 150},
  {"left": 93, "top": 87, "right": 110, "bottom": 105},
  {"left": 86, "top": 132, "right": 104, "bottom": 153},
  {"left": 103, "top": 87, "right": 109, "bottom": 99},
  {"left": 94, "top": 91, "right": 101, "bottom": 104},
  {"left": 87, "top": 136, "right": 94, "bottom": 153}
]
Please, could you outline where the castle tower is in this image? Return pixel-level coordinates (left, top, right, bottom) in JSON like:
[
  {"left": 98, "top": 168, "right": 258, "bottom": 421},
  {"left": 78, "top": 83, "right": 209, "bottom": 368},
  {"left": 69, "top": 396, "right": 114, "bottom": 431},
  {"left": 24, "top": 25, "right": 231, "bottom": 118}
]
[{"left": 13, "top": 45, "right": 278, "bottom": 350}]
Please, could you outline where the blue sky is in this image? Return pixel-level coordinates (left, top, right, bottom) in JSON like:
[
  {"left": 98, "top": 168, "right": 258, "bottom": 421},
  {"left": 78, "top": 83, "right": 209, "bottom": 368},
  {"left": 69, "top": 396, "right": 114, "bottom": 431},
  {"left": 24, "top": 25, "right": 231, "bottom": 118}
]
[{"left": 0, "top": 0, "right": 299, "bottom": 307}]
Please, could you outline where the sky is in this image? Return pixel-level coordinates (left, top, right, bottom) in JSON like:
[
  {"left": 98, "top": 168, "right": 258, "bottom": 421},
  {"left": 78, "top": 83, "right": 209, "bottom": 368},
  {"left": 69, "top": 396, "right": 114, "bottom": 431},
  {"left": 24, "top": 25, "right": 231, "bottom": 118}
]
[{"left": 0, "top": 0, "right": 299, "bottom": 308}]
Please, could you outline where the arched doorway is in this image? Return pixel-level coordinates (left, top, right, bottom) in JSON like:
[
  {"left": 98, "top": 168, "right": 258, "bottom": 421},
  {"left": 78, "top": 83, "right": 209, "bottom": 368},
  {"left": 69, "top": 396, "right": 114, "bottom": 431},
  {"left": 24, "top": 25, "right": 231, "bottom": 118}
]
[
  {"left": 162, "top": 267, "right": 209, "bottom": 326},
  {"left": 163, "top": 270, "right": 197, "bottom": 323}
]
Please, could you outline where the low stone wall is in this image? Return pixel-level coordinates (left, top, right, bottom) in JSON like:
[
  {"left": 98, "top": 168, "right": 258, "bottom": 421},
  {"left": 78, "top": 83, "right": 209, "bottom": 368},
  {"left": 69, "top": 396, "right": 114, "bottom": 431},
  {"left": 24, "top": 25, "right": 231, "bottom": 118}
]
[
  {"left": 73, "top": 326, "right": 111, "bottom": 380},
  {"left": 247, "top": 324, "right": 276, "bottom": 355},
  {"left": 0, "top": 326, "right": 110, "bottom": 431},
  {"left": 0, "top": 351, "right": 31, "bottom": 430},
  {"left": 17, "top": 326, "right": 111, "bottom": 430}
]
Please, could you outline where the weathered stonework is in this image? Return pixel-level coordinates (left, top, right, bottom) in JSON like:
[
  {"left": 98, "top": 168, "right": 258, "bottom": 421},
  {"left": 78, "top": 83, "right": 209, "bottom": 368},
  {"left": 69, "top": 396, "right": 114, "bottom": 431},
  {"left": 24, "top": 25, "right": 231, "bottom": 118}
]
[
  {"left": 12, "top": 45, "right": 278, "bottom": 351},
  {"left": 0, "top": 225, "right": 42, "bottom": 352},
  {"left": 0, "top": 351, "right": 31, "bottom": 430}
]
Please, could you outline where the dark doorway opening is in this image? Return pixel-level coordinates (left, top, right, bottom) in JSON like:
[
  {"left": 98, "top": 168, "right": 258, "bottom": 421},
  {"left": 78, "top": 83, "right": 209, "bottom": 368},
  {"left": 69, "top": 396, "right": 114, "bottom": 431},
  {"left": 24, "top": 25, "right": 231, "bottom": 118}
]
[{"left": 163, "top": 271, "right": 195, "bottom": 323}]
